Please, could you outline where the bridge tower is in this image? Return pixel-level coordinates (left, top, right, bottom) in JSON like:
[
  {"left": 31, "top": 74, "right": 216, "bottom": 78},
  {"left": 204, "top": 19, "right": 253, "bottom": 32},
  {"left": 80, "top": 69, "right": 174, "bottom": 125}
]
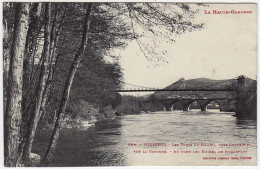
[
  {"left": 237, "top": 75, "right": 247, "bottom": 92},
  {"left": 236, "top": 75, "right": 247, "bottom": 117}
]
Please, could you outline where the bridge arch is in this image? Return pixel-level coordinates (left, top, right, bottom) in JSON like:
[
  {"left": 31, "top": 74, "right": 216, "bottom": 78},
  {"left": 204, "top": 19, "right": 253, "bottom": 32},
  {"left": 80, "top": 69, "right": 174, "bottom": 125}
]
[
  {"left": 199, "top": 100, "right": 225, "bottom": 111},
  {"left": 170, "top": 101, "right": 183, "bottom": 111},
  {"left": 184, "top": 100, "right": 201, "bottom": 111},
  {"left": 205, "top": 100, "right": 221, "bottom": 112}
]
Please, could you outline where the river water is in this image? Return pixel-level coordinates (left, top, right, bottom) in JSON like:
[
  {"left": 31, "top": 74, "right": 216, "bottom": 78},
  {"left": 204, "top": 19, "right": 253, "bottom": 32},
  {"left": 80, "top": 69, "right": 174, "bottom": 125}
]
[{"left": 33, "top": 110, "right": 257, "bottom": 166}]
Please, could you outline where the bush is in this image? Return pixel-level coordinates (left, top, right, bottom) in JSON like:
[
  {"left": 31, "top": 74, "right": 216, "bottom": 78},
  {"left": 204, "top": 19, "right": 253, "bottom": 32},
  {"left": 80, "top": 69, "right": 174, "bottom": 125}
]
[
  {"left": 67, "top": 100, "right": 99, "bottom": 120},
  {"left": 116, "top": 96, "right": 141, "bottom": 115}
]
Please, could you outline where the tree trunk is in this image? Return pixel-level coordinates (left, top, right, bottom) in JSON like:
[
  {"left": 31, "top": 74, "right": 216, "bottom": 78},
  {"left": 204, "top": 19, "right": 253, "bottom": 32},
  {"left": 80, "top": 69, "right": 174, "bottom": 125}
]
[
  {"left": 39, "top": 8, "right": 66, "bottom": 122},
  {"left": 23, "top": 3, "right": 42, "bottom": 80},
  {"left": 17, "top": 3, "right": 43, "bottom": 162},
  {"left": 3, "top": 14, "right": 11, "bottom": 116},
  {"left": 41, "top": 4, "right": 93, "bottom": 166},
  {"left": 21, "top": 3, "right": 51, "bottom": 165},
  {"left": 4, "top": 3, "right": 30, "bottom": 167},
  {"left": 22, "top": 3, "right": 43, "bottom": 113}
]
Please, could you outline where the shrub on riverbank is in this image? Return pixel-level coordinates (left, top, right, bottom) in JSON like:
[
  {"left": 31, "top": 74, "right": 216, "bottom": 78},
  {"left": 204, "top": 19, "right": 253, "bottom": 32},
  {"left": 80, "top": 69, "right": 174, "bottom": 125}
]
[
  {"left": 37, "top": 100, "right": 117, "bottom": 131},
  {"left": 96, "top": 106, "right": 117, "bottom": 120},
  {"left": 67, "top": 100, "right": 99, "bottom": 120},
  {"left": 63, "top": 105, "right": 117, "bottom": 129},
  {"left": 116, "top": 95, "right": 141, "bottom": 115}
]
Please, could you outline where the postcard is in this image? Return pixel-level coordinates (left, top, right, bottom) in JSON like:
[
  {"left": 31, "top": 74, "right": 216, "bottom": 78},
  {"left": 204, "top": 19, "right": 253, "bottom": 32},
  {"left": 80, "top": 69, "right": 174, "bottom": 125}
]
[{"left": 2, "top": 1, "right": 257, "bottom": 167}]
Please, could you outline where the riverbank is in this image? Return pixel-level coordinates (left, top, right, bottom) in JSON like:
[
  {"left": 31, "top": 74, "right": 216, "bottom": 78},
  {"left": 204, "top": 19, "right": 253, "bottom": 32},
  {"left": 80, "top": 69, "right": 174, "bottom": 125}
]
[
  {"left": 63, "top": 108, "right": 117, "bottom": 129},
  {"left": 38, "top": 105, "right": 118, "bottom": 132}
]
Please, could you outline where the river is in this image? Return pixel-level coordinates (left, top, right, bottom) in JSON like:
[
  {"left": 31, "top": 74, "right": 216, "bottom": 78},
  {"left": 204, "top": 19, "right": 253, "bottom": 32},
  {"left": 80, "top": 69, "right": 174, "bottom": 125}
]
[{"left": 33, "top": 110, "right": 257, "bottom": 166}]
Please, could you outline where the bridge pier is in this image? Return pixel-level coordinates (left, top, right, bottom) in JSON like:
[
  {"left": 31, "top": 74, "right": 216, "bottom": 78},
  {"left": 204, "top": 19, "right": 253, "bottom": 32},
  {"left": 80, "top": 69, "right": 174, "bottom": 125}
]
[
  {"left": 183, "top": 104, "right": 189, "bottom": 111},
  {"left": 201, "top": 105, "right": 207, "bottom": 111},
  {"left": 161, "top": 101, "right": 171, "bottom": 111},
  {"left": 166, "top": 106, "right": 171, "bottom": 111}
]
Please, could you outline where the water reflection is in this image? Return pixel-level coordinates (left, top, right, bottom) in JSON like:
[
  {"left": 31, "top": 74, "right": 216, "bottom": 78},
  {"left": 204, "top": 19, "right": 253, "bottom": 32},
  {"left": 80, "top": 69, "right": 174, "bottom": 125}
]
[{"left": 235, "top": 119, "right": 257, "bottom": 129}]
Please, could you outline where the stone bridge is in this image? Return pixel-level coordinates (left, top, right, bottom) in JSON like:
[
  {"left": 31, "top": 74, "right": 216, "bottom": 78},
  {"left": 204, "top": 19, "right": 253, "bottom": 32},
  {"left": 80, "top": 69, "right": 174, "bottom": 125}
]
[{"left": 157, "top": 98, "right": 235, "bottom": 111}]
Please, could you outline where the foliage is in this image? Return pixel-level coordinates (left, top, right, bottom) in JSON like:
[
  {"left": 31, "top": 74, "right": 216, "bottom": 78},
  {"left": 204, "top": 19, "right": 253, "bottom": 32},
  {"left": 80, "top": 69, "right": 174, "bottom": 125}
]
[
  {"left": 66, "top": 100, "right": 99, "bottom": 119},
  {"left": 116, "top": 95, "right": 141, "bottom": 115}
]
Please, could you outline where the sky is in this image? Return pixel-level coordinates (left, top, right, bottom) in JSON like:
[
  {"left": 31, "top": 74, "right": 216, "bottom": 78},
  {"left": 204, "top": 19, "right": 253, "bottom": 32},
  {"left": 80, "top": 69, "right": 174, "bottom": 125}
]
[{"left": 115, "top": 3, "right": 257, "bottom": 91}]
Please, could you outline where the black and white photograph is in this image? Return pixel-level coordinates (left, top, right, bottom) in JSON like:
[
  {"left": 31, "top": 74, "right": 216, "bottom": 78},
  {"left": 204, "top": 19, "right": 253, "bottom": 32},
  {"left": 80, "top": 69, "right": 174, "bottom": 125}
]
[{"left": 2, "top": 1, "right": 257, "bottom": 167}]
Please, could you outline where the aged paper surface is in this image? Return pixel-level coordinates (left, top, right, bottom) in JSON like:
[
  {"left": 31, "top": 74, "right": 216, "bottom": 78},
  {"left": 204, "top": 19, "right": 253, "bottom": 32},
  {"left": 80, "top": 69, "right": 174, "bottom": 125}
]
[{"left": 2, "top": 1, "right": 258, "bottom": 168}]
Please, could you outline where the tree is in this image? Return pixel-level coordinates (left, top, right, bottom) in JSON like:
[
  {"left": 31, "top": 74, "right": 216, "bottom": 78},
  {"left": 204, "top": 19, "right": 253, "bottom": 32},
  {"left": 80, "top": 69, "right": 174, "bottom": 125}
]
[
  {"left": 41, "top": 4, "right": 93, "bottom": 165},
  {"left": 4, "top": 3, "right": 30, "bottom": 167},
  {"left": 21, "top": 3, "right": 51, "bottom": 164}
]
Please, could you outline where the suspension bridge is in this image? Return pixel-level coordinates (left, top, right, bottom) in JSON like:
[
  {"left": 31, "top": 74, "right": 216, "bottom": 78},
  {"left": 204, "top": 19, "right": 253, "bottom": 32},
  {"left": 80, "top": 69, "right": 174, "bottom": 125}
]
[{"left": 115, "top": 75, "right": 250, "bottom": 93}]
